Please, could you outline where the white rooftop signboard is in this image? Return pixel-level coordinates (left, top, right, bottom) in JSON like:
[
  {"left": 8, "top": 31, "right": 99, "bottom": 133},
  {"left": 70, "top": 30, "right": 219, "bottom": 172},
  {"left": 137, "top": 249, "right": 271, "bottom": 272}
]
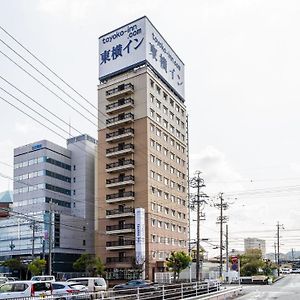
[{"left": 99, "top": 16, "right": 185, "bottom": 99}]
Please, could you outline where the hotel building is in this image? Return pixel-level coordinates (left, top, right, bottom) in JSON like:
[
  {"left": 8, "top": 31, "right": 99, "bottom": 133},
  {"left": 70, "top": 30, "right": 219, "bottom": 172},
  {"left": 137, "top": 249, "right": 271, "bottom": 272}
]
[{"left": 96, "top": 17, "right": 189, "bottom": 281}]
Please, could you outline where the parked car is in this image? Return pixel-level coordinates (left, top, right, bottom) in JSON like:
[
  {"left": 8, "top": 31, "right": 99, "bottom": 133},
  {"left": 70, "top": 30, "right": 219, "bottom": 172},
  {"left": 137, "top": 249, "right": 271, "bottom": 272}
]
[
  {"left": 66, "top": 277, "right": 107, "bottom": 292},
  {"left": 52, "top": 281, "right": 89, "bottom": 300},
  {"left": 291, "top": 268, "right": 300, "bottom": 274},
  {"left": 0, "top": 280, "right": 52, "bottom": 299},
  {"left": 0, "top": 278, "right": 8, "bottom": 285},
  {"left": 113, "top": 279, "right": 158, "bottom": 294},
  {"left": 31, "top": 275, "right": 56, "bottom": 282}
]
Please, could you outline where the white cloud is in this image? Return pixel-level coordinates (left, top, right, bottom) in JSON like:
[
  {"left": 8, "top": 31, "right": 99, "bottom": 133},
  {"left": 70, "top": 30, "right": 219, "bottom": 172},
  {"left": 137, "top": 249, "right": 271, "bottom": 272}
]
[{"left": 190, "top": 145, "right": 244, "bottom": 194}]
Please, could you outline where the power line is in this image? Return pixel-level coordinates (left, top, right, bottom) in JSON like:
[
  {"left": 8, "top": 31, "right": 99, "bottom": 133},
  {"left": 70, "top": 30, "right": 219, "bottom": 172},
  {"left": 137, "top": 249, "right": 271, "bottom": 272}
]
[
  {"left": 0, "top": 49, "right": 98, "bottom": 127},
  {"left": 0, "top": 24, "right": 98, "bottom": 111},
  {"left": 0, "top": 38, "right": 99, "bottom": 121}
]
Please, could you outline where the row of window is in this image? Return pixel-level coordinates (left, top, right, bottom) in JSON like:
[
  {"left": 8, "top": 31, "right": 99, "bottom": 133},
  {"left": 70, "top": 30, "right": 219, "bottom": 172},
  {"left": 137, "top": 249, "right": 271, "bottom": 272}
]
[
  {"left": 14, "top": 183, "right": 71, "bottom": 196},
  {"left": 150, "top": 140, "right": 186, "bottom": 166},
  {"left": 150, "top": 123, "right": 185, "bottom": 153},
  {"left": 150, "top": 154, "right": 186, "bottom": 180},
  {"left": 14, "top": 170, "right": 71, "bottom": 183},
  {"left": 13, "top": 197, "right": 71, "bottom": 208},
  {"left": 150, "top": 94, "right": 185, "bottom": 128},
  {"left": 151, "top": 202, "right": 186, "bottom": 218},
  {"left": 151, "top": 234, "right": 187, "bottom": 246},
  {"left": 149, "top": 79, "right": 185, "bottom": 117},
  {"left": 150, "top": 110, "right": 185, "bottom": 142},
  {"left": 14, "top": 156, "right": 71, "bottom": 171},
  {"left": 151, "top": 218, "right": 187, "bottom": 233},
  {"left": 150, "top": 171, "right": 186, "bottom": 193},
  {"left": 150, "top": 187, "right": 186, "bottom": 206}
]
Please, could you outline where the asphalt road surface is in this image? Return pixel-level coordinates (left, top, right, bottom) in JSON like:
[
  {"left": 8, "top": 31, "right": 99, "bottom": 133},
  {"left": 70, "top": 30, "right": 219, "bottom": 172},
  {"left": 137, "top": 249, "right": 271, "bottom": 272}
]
[{"left": 237, "top": 275, "right": 300, "bottom": 299}]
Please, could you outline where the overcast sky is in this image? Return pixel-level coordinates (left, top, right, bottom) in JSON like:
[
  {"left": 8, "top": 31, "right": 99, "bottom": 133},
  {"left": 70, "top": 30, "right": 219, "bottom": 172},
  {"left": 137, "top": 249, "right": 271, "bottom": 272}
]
[{"left": 1, "top": 0, "right": 300, "bottom": 257}]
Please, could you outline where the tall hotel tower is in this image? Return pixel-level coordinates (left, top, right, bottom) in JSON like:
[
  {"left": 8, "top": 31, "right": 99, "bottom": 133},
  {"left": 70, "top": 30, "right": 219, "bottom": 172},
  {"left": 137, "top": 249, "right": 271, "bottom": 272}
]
[{"left": 96, "top": 17, "right": 188, "bottom": 282}]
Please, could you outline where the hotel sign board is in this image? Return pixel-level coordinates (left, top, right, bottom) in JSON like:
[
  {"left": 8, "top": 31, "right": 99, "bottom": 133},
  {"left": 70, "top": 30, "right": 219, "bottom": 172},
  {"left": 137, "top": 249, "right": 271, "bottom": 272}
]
[
  {"left": 135, "top": 208, "right": 145, "bottom": 266},
  {"left": 99, "top": 16, "right": 185, "bottom": 99}
]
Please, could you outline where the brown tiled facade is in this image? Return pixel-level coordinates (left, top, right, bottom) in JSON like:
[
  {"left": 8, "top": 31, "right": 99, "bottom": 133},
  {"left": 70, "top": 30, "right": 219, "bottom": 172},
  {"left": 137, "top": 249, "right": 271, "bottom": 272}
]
[{"left": 96, "top": 66, "right": 188, "bottom": 282}]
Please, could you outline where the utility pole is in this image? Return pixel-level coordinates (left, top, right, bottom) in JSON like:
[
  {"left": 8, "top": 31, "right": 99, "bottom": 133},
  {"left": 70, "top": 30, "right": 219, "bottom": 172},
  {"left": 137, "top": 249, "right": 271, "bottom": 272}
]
[
  {"left": 276, "top": 222, "right": 284, "bottom": 276},
  {"left": 189, "top": 171, "right": 208, "bottom": 282},
  {"left": 225, "top": 224, "right": 229, "bottom": 282},
  {"left": 30, "top": 220, "right": 39, "bottom": 261},
  {"left": 274, "top": 242, "right": 277, "bottom": 264},
  {"left": 215, "top": 193, "right": 228, "bottom": 278},
  {"left": 48, "top": 200, "right": 53, "bottom": 275}
]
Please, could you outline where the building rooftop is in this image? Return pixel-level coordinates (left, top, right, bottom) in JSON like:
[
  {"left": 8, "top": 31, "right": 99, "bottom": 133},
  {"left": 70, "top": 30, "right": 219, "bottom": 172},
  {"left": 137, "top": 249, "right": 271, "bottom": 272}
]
[{"left": 0, "top": 191, "right": 13, "bottom": 203}]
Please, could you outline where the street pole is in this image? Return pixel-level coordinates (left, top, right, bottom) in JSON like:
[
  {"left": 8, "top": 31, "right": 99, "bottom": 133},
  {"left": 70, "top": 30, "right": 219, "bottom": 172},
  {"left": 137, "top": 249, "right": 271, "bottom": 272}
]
[
  {"left": 196, "top": 172, "right": 201, "bottom": 282},
  {"left": 31, "top": 220, "right": 36, "bottom": 261},
  {"left": 276, "top": 222, "right": 284, "bottom": 277},
  {"left": 277, "top": 222, "right": 280, "bottom": 276},
  {"left": 48, "top": 201, "right": 53, "bottom": 275},
  {"left": 220, "top": 193, "right": 223, "bottom": 278},
  {"left": 274, "top": 242, "right": 277, "bottom": 264},
  {"left": 189, "top": 172, "right": 207, "bottom": 282},
  {"left": 225, "top": 224, "right": 229, "bottom": 282}
]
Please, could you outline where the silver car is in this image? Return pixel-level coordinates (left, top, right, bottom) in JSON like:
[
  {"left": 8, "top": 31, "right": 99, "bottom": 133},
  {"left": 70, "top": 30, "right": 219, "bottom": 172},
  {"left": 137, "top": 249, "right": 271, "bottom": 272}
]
[{"left": 52, "top": 281, "right": 89, "bottom": 299}]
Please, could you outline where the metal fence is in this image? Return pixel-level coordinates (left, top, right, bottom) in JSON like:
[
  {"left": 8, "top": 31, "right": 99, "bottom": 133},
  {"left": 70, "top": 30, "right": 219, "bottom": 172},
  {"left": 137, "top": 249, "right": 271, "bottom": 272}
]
[{"left": 8, "top": 281, "right": 222, "bottom": 300}]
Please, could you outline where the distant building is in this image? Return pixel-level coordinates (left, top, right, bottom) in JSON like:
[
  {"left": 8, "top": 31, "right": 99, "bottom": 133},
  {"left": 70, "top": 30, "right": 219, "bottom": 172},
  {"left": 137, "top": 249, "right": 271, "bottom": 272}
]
[
  {"left": 0, "top": 134, "right": 97, "bottom": 275},
  {"left": 0, "top": 191, "right": 13, "bottom": 218},
  {"left": 244, "top": 238, "right": 266, "bottom": 257}
]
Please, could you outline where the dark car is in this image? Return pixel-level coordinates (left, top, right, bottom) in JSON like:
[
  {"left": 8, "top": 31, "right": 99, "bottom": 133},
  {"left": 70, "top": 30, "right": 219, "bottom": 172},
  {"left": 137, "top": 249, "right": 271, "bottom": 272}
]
[{"left": 113, "top": 279, "right": 158, "bottom": 294}]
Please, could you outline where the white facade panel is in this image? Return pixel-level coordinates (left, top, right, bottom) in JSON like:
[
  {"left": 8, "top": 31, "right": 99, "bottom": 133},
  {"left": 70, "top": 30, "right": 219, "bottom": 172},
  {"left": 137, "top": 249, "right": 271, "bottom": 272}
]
[{"left": 99, "top": 16, "right": 185, "bottom": 99}]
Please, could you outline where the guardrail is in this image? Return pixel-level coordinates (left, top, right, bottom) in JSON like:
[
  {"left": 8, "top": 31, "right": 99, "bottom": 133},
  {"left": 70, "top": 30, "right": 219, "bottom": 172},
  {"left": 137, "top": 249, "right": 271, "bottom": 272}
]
[{"left": 9, "top": 281, "right": 239, "bottom": 300}]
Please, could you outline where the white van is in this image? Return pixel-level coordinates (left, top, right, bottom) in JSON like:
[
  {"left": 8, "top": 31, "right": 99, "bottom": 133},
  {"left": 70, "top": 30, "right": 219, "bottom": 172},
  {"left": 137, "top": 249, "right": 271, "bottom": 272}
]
[
  {"left": 31, "top": 275, "right": 55, "bottom": 282},
  {"left": 67, "top": 277, "right": 107, "bottom": 292},
  {"left": 0, "top": 281, "right": 52, "bottom": 299}
]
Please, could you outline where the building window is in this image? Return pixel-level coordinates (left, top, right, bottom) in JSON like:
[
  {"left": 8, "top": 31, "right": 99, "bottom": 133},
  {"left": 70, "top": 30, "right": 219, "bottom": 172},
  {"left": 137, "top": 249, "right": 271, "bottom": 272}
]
[
  {"left": 170, "top": 98, "right": 174, "bottom": 107},
  {"left": 150, "top": 93, "right": 154, "bottom": 102},
  {"left": 73, "top": 190, "right": 76, "bottom": 195},
  {"left": 150, "top": 79, "right": 154, "bottom": 88},
  {"left": 73, "top": 165, "right": 76, "bottom": 171},
  {"left": 163, "top": 92, "right": 168, "bottom": 100},
  {"left": 73, "top": 177, "right": 76, "bottom": 183},
  {"left": 156, "top": 85, "right": 161, "bottom": 94},
  {"left": 150, "top": 109, "right": 155, "bottom": 118},
  {"left": 156, "top": 100, "right": 161, "bottom": 109},
  {"left": 156, "top": 114, "right": 161, "bottom": 123},
  {"left": 83, "top": 240, "right": 86, "bottom": 246},
  {"left": 150, "top": 155, "right": 155, "bottom": 163}
]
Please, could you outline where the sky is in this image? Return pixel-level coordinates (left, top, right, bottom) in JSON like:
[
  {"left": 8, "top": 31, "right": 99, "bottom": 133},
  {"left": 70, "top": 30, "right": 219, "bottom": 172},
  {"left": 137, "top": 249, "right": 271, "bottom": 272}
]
[{"left": 1, "top": 0, "right": 300, "bottom": 257}]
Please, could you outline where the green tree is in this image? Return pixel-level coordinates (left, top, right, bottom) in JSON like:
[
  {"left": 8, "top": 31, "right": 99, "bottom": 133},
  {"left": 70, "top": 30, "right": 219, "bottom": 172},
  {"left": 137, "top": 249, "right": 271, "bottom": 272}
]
[
  {"left": 1, "top": 258, "right": 24, "bottom": 270},
  {"left": 239, "top": 249, "right": 265, "bottom": 276},
  {"left": 28, "top": 259, "right": 46, "bottom": 276},
  {"left": 73, "top": 254, "right": 105, "bottom": 276},
  {"left": 94, "top": 257, "right": 105, "bottom": 276},
  {"left": 166, "top": 251, "right": 191, "bottom": 281}
]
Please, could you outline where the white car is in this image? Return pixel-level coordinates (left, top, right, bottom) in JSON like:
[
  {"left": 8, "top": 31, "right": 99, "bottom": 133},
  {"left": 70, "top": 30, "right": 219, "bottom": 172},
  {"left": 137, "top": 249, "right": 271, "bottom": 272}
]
[
  {"left": 67, "top": 277, "right": 107, "bottom": 292},
  {"left": 31, "top": 275, "right": 56, "bottom": 282},
  {"left": 0, "top": 280, "right": 52, "bottom": 299},
  {"left": 52, "top": 281, "right": 89, "bottom": 299}
]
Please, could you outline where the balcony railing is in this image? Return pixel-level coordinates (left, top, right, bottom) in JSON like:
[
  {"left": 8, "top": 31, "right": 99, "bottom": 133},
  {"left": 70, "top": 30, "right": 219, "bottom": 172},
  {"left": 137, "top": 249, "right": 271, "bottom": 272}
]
[
  {"left": 106, "top": 83, "right": 134, "bottom": 100},
  {"left": 106, "top": 191, "right": 134, "bottom": 201},
  {"left": 106, "top": 113, "right": 134, "bottom": 128},
  {"left": 106, "top": 256, "right": 134, "bottom": 263},
  {"left": 106, "top": 207, "right": 134, "bottom": 217},
  {"left": 106, "top": 240, "right": 135, "bottom": 247},
  {"left": 106, "top": 159, "right": 134, "bottom": 173},
  {"left": 106, "top": 223, "right": 135, "bottom": 231},
  {"left": 106, "top": 128, "right": 134, "bottom": 139},
  {"left": 106, "top": 143, "right": 134, "bottom": 158},
  {"left": 106, "top": 98, "right": 134, "bottom": 114},
  {"left": 106, "top": 175, "right": 135, "bottom": 188}
]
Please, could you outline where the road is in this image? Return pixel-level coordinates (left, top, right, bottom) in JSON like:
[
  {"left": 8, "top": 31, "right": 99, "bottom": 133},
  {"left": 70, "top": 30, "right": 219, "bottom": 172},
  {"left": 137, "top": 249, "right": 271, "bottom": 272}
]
[{"left": 237, "top": 275, "right": 300, "bottom": 299}]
